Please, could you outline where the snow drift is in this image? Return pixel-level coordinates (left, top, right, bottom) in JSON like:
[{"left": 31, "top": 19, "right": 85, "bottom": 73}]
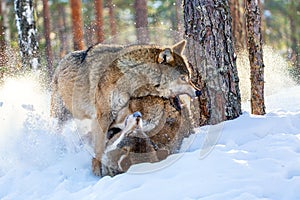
[{"left": 0, "top": 72, "right": 300, "bottom": 199}]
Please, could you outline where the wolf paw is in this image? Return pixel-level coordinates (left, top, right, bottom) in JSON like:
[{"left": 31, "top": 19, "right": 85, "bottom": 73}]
[
  {"left": 92, "top": 158, "right": 102, "bottom": 177},
  {"left": 156, "top": 149, "right": 169, "bottom": 160}
]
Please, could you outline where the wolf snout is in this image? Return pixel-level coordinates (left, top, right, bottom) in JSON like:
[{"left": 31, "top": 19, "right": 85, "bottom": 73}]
[
  {"left": 195, "top": 90, "right": 202, "bottom": 97},
  {"left": 133, "top": 111, "right": 142, "bottom": 118}
]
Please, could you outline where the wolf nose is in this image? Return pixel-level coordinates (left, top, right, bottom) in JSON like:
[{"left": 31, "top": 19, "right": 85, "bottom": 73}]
[
  {"left": 195, "top": 90, "right": 202, "bottom": 96},
  {"left": 133, "top": 111, "right": 142, "bottom": 118}
]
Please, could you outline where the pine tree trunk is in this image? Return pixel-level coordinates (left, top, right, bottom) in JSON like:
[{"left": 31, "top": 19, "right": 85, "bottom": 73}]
[
  {"left": 94, "top": 0, "right": 104, "bottom": 43},
  {"left": 242, "top": 0, "right": 248, "bottom": 49},
  {"left": 229, "top": 0, "right": 245, "bottom": 49},
  {"left": 69, "top": 0, "right": 85, "bottom": 50},
  {"left": 245, "top": 0, "right": 266, "bottom": 115},
  {"left": 288, "top": 0, "right": 299, "bottom": 69},
  {"left": 183, "top": 0, "right": 242, "bottom": 125},
  {"left": 107, "top": 0, "right": 116, "bottom": 37},
  {"left": 57, "top": 3, "right": 68, "bottom": 58},
  {"left": 176, "top": 0, "right": 183, "bottom": 33},
  {"left": 173, "top": 0, "right": 184, "bottom": 42},
  {"left": 134, "top": 0, "right": 149, "bottom": 44},
  {"left": 42, "top": 0, "right": 53, "bottom": 78},
  {"left": 0, "top": 1, "right": 5, "bottom": 51},
  {"left": 14, "top": 0, "right": 40, "bottom": 70},
  {"left": 0, "top": 0, "right": 6, "bottom": 80}
]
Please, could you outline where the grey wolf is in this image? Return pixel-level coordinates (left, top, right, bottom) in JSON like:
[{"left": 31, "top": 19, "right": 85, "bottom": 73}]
[
  {"left": 102, "top": 96, "right": 193, "bottom": 176},
  {"left": 102, "top": 111, "right": 166, "bottom": 176},
  {"left": 51, "top": 40, "right": 200, "bottom": 176}
]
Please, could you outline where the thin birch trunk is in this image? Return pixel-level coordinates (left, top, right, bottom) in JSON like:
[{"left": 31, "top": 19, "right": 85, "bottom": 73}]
[{"left": 14, "top": 0, "right": 40, "bottom": 70}]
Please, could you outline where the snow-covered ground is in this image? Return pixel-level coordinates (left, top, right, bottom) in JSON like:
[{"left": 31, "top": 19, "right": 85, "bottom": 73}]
[{"left": 0, "top": 76, "right": 300, "bottom": 200}]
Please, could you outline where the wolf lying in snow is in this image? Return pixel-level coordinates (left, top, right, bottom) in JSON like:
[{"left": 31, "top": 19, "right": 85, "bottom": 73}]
[
  {"left": 102, "top": 96, "right": 193, "bottom": 176},
  {"left": 51, "top": 40, "right": 200, "bottom": 176},
  {"left": 102, "top": 111, "right": 161, "bottom": 176}
]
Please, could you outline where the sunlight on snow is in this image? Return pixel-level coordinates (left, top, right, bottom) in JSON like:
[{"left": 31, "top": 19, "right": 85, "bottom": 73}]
[{"left": 0, "top": 75, "right": 48, "bottom": 114}]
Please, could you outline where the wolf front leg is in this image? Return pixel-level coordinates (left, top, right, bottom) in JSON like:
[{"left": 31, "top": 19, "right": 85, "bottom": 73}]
[
  {"left": 91, "top": 118, "right": 104, "bottom": 176},
  {"left": 92, "top": 112, "right": 112, "bottom": 176}
]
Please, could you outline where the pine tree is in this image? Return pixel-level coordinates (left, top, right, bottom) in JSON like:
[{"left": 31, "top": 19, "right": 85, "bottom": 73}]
[
  {"left": 69, "top": 0, "right": 85, "bottom": 50},
  {"left": 229, "top": 0, "right": 245, "bottom": 49},
  {"left": 42, "top": 0, "right": 53, "bottom": 78},
  {"left": 183, "top": 0, "right": 242, "bottom": 125},
  {"left": 107, "top": 0, "right": 116, "bottom": 37},
  {"left": 245, "top": 0, "right": 266, "bottom": 115},
  {"left": 134, "top": 0, "right": 149, "bottom": 44},
  {"left": 94, "top": 0, "right": 104, "bottom": 43},
  {"left": 0, "top": 0, "right": 7, "bottom": 80}
]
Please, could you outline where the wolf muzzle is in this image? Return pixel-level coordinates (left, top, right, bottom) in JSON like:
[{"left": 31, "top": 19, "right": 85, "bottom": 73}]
[{"left": 195, "top": 90, "right": 202, "bottom": 96}]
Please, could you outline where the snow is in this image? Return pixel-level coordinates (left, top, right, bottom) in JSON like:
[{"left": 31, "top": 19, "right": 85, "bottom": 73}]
[{"left": 0, "top": 76, "right": 300, "bottom": 199}]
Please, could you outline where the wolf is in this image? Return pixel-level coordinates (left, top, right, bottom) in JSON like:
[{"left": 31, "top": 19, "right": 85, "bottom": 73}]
[
  {"left": 102, "top": 111, "right": 168, "bottom": 176},
  {"left": 102, "top": 96, "right": 192, "bottom": 176},
  {"left": 51, "top": 40, "right": 201, "bottom": 176}
]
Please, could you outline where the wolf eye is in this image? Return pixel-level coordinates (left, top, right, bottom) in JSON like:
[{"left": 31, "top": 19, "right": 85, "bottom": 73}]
[{"left": 180, "top": 75, "right": 186, "bottom": 81}]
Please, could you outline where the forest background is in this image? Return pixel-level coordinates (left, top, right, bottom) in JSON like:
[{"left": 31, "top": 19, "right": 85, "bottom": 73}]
[{"left": 0, "top": 0, "right": 299, "bottom": 83}]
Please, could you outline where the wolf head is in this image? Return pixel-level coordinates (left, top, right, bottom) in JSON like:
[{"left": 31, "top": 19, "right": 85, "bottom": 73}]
[
  {"left": 111, "top": 40, "right": 201, "bottom": 100},
  {"left": 102, "top": 111, "right": 162, "bottom": 176},
  {"left": 155, "top": 40, "right": 201, "bottom": 98}
]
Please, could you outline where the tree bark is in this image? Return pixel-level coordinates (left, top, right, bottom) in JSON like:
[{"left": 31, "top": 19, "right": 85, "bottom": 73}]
[
  {"left": 242, "top": 0, "right": 248, "bottom": 49},
  {"left": 69, "top": 0, "right": 85, "bottom": 50},
  {"left": 184, "top": 0, "right": 242, "bottom": 125},
  {"left": 57, "top": 3, "right": 68, "bottom": 58},
  {"left": 0, "top": 1, "right": 5, "bottom": 51},
  {"left": 0, "top": 0, "right": 7, "bottom": 80},
  {"left": 94, "top": 0, "right": 104, "bottom": 43},
  {"left": 288, "top": 0, "right": 299, "bottom": 69},
  {"left": 107, "top": 0, "right": 116, "bottom": 37},
  {"left": 245, "top": 0, "right": 266, "bottom": 115},
  {"left": 0, "top": 0, "right": 10, "bottom": 43},
  {"left": 42, "top": 0, "right": 53, "bottom": 78},
  {"left": 173, "top": 0, "right": 184, "bottom": 42},
  {"left": 14, "top": 0, "right": 40, "bottom": 70},
  {"left": 229, "top": 0, "right": 245, "bottom": 49},
  {"left": 134, "top": 0, "right": 149, "bottom": 44}
]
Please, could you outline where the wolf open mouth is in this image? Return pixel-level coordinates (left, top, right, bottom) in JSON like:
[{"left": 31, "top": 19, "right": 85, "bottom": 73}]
[{"left": 171, "top": 96, "right": 182, "bottom": 111}]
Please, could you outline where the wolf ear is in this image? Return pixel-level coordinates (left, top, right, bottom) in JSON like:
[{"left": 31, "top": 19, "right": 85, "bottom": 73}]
[
  {"left": 157, "top": 48, "right": 174, "bottom": 64},
  {"left": 172, "top": 40, "right": 186, "bottom": 55}
]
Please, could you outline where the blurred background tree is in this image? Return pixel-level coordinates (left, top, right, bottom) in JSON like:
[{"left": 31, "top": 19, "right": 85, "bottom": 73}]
[{"left": 14, "top": 0, "right": 40, "bottom": 70}]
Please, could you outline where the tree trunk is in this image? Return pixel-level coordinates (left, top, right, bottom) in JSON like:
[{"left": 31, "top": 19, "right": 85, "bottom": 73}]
[
  {"left": 0, "top": 0, "right": 7, "bottom": 80},
  {"left": 229, "top": 0, "right": 245, "bottom": 49},
  {"left": 57, "top": 3, "right": 68, "bottom": 58},
  {"left": 176, "top": 0, "right": 183, "bottom": 33},
  {"left": 1, "top": 0, "right": 10, "bottom": 43},
  {"left": 107, "top": 0, "right": 116, "bottom": 37},
  {"left": 242, "top": 0, "right": 248, "bottom": 49},
  {"left": 14, "top": 0, "right": 40, "bottom": 70},
  {"left": 94, "top": 0, "right": 104, "bottom": 43},
  {"left": 0, "top": 1, "right": 5, "bottom": 51},
  {"left": 134, "top": 0, "right": 149, "bottom": 44},
  {"left": 173, "top": 0, "right": 184, "bottom": 42},
  {"left": 42, "top": 0, "right": 53, "bottom": 78},
  {"left": 288, "top": 0, "right": 299, "bottom": 70},
  {"left": 69, "top": 0, "right": 85, "bottom": 50},
  {"left": 184, "top": 0, "right": 242, "bottom": 125},
  {"left": 245, "top": 0, "right": 266, "bottom": 115}
]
